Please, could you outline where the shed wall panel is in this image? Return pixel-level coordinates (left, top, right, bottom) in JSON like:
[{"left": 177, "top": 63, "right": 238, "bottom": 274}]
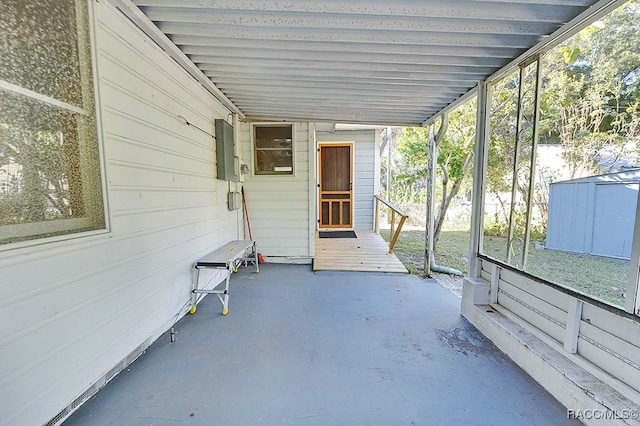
[
  {"left": 0, "top": 2, "right": 238, "bottom": 424},
  {"left": 546, "top": 182, "right": 592, "bottom": 253},
  {"left": 591, "top": 183, "right": 638, "bottom": 259},
  {"left": 547, "top": 172, "right": 640, "bottom": 260}
]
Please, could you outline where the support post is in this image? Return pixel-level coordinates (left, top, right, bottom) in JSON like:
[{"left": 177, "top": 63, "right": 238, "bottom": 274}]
[
  {"left": 386, "top": 127, "right": 392, "bottom": 201},
  {"left": 564, "top": 299, "right": 583, "bottom": 354},
  {"left": 390, "top": 210, "right": 396, "bottom": 243},
  {"left": 522, "top": 56, "right": 542, "bottom": 269},
  {"left": 374, "top": 196, "right": 380, "bottom": 232},
  {"left": 626, "top": 176, "right": 640, "bottom": 314},
  {"left": 469, "top": 81, "right": 491, "bottom": 279},
  {"left": 490, "top": 264, "right": 501, "bottom": 304},
  {"left": 506, "top": 66, "right": 526, "bottom": 265}
]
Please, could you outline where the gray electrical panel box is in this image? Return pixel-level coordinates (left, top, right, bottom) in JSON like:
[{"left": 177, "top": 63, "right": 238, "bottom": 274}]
[{"left": 215, "top": 119, "right": 237, "bottom": 180}]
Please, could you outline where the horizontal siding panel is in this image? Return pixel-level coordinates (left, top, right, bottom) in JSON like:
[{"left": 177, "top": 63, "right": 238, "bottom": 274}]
[
  {"left": 482, "top": 257, "right": 640, "bottom": 398},
  {"left": 481, "top": 259, "right": 492, "bottom": 275},
  {"left": 498, "top": 289, "right": 565, "bottom": 344},
  {"left": 296, "top": 149, "right": 310, "bottom": 161},
  {"left": 108, "top": 189, "right": 216, "bottom": 213},
  {"left": 577, "top": 330, "right": 640, "bottom": 392},
  {"left": 481, "top": 270, "right": 492, "bottom": 282},
  {"left": 0, "top": 251, "right": 114, "bottom": 341},
  {"left": 101, "top": 96, "right": 214, "bottom": 162},
  {"left": 252, "top": 223, "right": 310, "bottom": 237},
  {"left": 258, "top": 241, "right": 311, "bottom": 256},
  {"left": 102, "top": 110, "right": 214, "bottom": 164},
  {"left": 250, "top": 214, "right": 310, "bottom": 225},
  {"left": 98, "top": 82, "right": 214, "bottom": 150},
  {"left": 244, "top": 188, "right": 309, "bottom": 201},
  {"left": 248, "top": 199, "right": 308, "bottom": 211},
  {"left": 96, "top": 14, "right": 228, "bottom": 120},
  {"left": 110, "top": 206, "right": 214, "bottom": 232},
  {"left": 248, "top": 204, "right": 309, "bottom": 216},
  {"left": 581, "top": 304, "right": 640, "bottom": 352},
  {"left": 0, "top": 241, "right": 114, "bottom": 303},
  {"left": 579, "top": 321, "right": 640, "bottom": 370},
  {"left": 1, "top": 264, "right": 192, "bottom": 419},
  {"left": 257, "top": 236, "right": 310, "bottom": 249},
  {"left": 107, "top": 163, "right": 215, "bottom": 191},
  {"left": 0, "top": 223, "right": 212, "bottom": 345},
  {"left": 498, "top": 280, "right": 567, "bottom": 327},
  {"left": 97, "top": 53, "right": 213, "bottom": 130},
  {"left": 0, "top": 244, "right": 194, "bottom": 383},
  {"left": 498, "top": 267, "right": 570, "bottom": 313}
]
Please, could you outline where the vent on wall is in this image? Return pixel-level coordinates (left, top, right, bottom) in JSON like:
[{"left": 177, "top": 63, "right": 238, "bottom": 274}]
[{"left": 45, "top": 337, "right": 153, "bottom": 426}]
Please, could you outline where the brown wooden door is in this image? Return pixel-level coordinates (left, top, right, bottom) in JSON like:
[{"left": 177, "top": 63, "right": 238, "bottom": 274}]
[{"left": 318, "top": 143, "right": 353, "bottom": 228}]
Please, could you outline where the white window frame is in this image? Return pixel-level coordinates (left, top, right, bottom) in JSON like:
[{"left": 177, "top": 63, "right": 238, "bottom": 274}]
[
  {"left": 251, "top": 123, "right": 296, "bottom": 176},
  {"left": 0, "top": 0, "right": 108, "bottom": 249}
]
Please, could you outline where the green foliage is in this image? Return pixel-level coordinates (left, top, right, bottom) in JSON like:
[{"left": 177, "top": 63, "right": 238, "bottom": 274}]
[
  {"left": 540, "top": 2, "right": 640, "bottom": 175},
  {"left": 562, "top": 47, "right": 580, "bottom": 64},
  {"left": 395, "top": 101, "right": 476, "bottom": 205}
]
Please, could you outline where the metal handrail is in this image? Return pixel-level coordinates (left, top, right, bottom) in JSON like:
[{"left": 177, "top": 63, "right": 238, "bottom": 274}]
[{"left": 374, "top": 195, "right": 409, "bottom": 253}]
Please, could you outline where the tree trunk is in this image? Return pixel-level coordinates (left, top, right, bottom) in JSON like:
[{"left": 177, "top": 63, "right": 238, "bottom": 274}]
[{"left": 433, "top": 149, "right": 473, "bottom": 250}]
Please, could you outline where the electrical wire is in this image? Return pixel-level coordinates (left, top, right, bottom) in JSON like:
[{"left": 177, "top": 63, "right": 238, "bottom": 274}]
[{"left": 177, "top": 114, "right": 215, "bottom": 138}]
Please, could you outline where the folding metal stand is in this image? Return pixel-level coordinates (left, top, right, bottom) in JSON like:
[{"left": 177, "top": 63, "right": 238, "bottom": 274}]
[{"left": 191, "top": 240, "right": 259, "bottom": 315}]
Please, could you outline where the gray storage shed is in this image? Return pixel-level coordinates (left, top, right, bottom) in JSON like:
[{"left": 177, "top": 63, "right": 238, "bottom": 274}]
[{"left": 546, "top": 169, "right": 640, "bottom": 259}]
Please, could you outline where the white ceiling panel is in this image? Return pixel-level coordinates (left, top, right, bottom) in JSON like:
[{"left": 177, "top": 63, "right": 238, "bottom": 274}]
[{"left": 122, "top": 0, "right": 612, "bottom": 126}]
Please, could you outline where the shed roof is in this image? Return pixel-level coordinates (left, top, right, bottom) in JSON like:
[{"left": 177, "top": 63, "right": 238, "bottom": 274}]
[
  {"left": 115, "top": 0, "right": 621, "bottom": 126},
  {"left": 552, "top": 168, "right": 640, "bottom": 185}
]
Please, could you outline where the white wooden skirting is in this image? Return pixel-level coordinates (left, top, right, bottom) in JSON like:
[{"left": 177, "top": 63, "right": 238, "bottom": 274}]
[{"left": 478, "top": 258, "right": 640, "bottom": 406}]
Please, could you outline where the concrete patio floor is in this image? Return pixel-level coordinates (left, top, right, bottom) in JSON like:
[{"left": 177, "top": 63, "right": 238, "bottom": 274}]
[{"left": 63, "top": 264, "right": 579, "bottom": 425}]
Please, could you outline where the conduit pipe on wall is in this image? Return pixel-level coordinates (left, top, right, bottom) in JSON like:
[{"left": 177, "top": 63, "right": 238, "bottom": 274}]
[{"left": 430, "top": 252, "right": 463, "bottom": 276}]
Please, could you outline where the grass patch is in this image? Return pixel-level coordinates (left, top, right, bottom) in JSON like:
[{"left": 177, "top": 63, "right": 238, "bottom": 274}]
[{"left": 381, "top": 228, "right": 628, "bottom": 307}]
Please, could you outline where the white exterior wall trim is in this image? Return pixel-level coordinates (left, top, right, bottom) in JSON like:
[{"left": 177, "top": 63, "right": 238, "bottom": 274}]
[
  {"left": 308, "top": 123, "right": 317, "bottom": 254},
  {"left": 462, "top": 287, "right": 640, "bottom": 426},
  {"left": 462, "top": 257, "right": 640, "bottom": 422}
]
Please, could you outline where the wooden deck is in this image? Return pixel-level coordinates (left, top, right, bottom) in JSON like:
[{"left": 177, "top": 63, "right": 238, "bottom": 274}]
[{"left": 313, "top": 230, "right": 408, "bottom": 273}]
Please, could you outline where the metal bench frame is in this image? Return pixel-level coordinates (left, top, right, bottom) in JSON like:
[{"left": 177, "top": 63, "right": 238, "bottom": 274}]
[{"left": 191, "top": 240, "right": 259, "bottom": 315}]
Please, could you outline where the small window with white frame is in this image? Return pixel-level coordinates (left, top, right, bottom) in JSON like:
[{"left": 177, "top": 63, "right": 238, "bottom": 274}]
[
  {"left": 0, "top": 0, "right": 105, "bottom": 246},
  {"left": 253, "top": 124, "right": 294, "bottom": 175}
]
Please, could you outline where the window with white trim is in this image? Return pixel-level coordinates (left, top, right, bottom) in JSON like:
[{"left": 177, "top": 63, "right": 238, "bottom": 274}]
[
  {"left": 0, "top": 0, "right": 105, "bottom": 245},
  {"left": 253, "top": 124, "right": 294, "bottom": 175}
]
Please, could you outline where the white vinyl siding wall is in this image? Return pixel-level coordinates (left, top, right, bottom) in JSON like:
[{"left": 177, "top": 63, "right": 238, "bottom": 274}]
[
  {"left": 0, "top": 2, "right": 241, "bottom": 425},
  {"left": 240, "top": 122, "right": 311, "bottom": 261},
  {"left": 479, "top": 259, "right": 640, "bottom": 399},
  {"left": 316, "top": 129, "right": 378, "bottom": 230}
]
